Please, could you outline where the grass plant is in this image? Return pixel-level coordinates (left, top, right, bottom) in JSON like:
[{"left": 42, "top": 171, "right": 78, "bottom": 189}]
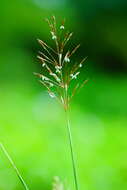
[{"left": 34, "top": 16, "right": 88, "bottom": 190}]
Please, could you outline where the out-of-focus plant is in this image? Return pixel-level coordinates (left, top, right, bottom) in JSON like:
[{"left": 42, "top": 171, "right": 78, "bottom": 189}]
[
  {"left": 34, "top": 16, "right": 88, "bottom": 190},
  {"left": 0, "top": 143, "right": 29, "bottom": 190},
  {"left": 52, "top": 176, "right": 65, "bottom": 190}
]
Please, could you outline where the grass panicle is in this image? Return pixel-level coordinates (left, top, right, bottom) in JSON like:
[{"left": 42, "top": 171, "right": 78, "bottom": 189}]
[
  {"left": 34, "top": 15, "right": 88, "bottom": 111},
  {"left": 34, "top": 16, "right": 88, "bottom": 190}
]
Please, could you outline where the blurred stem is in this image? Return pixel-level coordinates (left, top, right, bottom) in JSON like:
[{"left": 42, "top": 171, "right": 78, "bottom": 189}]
[
  {"left": 65, "top": 109, "right": 79, "bottom": 190},
  {"left": 0, "top": 143, "right": 29, "bottom": 190},
  {"left": 65, "top": 87, "right": 79, "bottom": 190}
]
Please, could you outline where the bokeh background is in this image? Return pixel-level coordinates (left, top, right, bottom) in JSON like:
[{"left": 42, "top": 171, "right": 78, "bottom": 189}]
[{"left": 0, "top": 0, "right": 127, "bottom": 190}]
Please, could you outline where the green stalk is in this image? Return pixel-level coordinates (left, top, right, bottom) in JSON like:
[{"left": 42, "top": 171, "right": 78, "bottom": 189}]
[
  {"left": 65, "top": 109, "right": 79, "bottom": 190},
  {"left": 0, "top": 143, "right": 29, "bottom": 190},
  {"left": 65, "top": 87, "right": 79, "bottom": 190}
]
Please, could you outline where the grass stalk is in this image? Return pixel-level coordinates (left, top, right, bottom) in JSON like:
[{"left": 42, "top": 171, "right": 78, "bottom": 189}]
[
  {"left": 35, "top": 16, "right": 88, "bottom": 189},
  {"left": 65, "top": 109, "right": 79, "bottom": 190},
  {"left": 0, "top": 143, "right": 29, "bottom": 190}
]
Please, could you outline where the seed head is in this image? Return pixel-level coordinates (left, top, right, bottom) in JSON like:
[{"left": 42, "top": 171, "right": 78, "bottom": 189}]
[{"left": 34, "top": 16, "right": 88, "bottom": 110}]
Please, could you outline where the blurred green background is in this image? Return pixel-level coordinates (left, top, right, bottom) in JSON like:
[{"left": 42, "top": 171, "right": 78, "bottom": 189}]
[{"left": 0, "top": 0, "right": 127, "bottom": 190}]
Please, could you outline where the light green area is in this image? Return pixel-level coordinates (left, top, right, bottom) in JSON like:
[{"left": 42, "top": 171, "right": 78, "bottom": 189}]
[{"left": 0, "top": 75, "right": 127, "bottom": 190}]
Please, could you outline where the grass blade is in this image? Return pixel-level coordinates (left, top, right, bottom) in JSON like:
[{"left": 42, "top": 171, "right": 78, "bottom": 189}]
[{"left": 0, "top": 143, "right": 30, "bottom": 190}]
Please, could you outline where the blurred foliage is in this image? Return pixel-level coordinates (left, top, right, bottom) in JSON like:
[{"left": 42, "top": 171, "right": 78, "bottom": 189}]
[{"left": 0, "top": 0, "right": 127, "bottom": 190}]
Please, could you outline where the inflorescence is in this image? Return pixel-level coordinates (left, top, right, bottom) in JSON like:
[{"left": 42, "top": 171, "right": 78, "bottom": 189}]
[{"left": 34, "top": 16, "right": 88, "bottom": 110}]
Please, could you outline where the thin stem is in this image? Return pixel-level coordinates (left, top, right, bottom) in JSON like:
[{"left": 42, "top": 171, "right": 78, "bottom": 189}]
[
  {"left": 0, "top": 143, "right": 29, "bottom": 190},
  {"left": 65, "top": 109, "right": 79, "bottom": 190}
]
